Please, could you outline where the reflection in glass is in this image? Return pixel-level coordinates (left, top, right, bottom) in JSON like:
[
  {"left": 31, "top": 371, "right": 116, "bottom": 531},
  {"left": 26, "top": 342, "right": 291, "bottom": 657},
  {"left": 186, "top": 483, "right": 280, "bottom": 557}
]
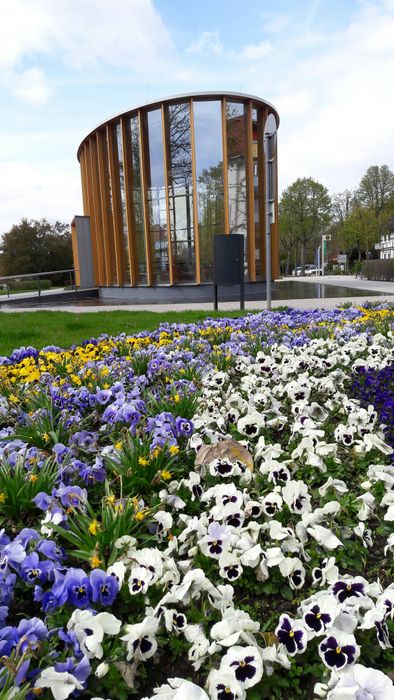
[
  {"left": 226, "top": 101, "right": 248, "bottom": 277},
  {"left": 115, "top": 124, "right": 131, "bottom": 285},
  {"left": 165, "top": 102, "right": 195, "bottom": 283},
  {"left": 130, "top": 115, "right": 147, "bottom": 284},
  {"left": 146, "top": 109, "right": 169, "bottom": 285},
  {"left": 193, "top": 100, "right": 224, "bottom": 282}
]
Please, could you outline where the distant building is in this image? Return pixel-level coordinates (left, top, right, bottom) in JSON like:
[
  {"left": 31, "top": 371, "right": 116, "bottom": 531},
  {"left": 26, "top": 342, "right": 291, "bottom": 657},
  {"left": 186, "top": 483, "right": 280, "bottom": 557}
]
[
  {"left": 72, "top": 92, "right": 279, "bottom": 299},
  {"left": 376, "top": 218, "right": 394, "bottom": 259}
]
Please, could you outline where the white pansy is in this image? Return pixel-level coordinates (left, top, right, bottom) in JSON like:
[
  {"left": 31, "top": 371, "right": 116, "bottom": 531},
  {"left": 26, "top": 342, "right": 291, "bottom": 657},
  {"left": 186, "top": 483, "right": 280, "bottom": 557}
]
[
  {"left": 282, "top": 480, "right": 311, "bottom": 514},
  {"left": 208, "top": 669, "right": 246, "bottom": 700},
  {"left": 210, "top": 608, "right": 259, "bottom": 647},
  {"left": 318, "top": 478, "right": 348, "bottom": 497},
  {"left": 67, "top": 610, "right": 121, "bottom": 659},
  {"left": 121, "top": 615, "right": 159, "bottom": 661},
  {"left": 106, "top": 561, "right": 126, "bottom": 587},
  {"left": 307, "top": 524, "right": 343, "bottom": 550},
  {"left": 220, "top": 645, "right": 263, "bottom": 689},
  {"left": 327, "top": 663, "right": 394, "bottom": 699},
  {"left": 141, "top": 677, "right": 209, "bottom": 699},
  {"left": 34, "top": 669, "right": 83, "bottom": 700}
]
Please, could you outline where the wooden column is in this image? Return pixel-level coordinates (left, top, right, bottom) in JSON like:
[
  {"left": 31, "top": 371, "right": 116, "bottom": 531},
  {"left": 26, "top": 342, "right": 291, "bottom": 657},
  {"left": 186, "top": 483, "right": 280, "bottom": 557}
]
[
  {"left": 120, "top": 116, "right": 138, "bottom": 285},
  {"left": 107, "top": 123, "right": 127, "bottom": 286},
  {"left": 245, "top": 100, "right": 256, "bottom": 281},
  {"left": 89, "top": 137, "right": 106, "bottom": 286},
  {"left": 189, "top": 99, "right": 201, "bottom": 284},
  {"left": 97, "top": 128, "right": 116, "bottom": 286}
]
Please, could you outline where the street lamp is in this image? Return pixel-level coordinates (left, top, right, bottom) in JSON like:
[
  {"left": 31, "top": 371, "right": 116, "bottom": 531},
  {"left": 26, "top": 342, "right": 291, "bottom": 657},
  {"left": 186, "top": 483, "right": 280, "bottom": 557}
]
[
  {"left": 264, "top": 114, "right": 277, "bottom": 310},
  {"left": 321, "top": 233, "right": 331, "bottom": 276}
]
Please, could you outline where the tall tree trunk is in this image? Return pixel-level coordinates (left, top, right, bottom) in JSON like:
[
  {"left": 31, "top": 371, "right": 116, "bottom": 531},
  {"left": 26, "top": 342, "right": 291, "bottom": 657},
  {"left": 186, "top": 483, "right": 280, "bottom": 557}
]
[
  {"left": 285, "top": 249, "right": 291, "bottom": 276},
  {"left": 300, "top": 243, "right": 306, "bottom": 274}
]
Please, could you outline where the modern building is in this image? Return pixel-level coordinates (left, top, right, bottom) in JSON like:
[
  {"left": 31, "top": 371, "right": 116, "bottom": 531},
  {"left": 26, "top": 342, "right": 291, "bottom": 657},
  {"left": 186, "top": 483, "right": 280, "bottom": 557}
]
[{"left": 73, "top": 92, "right": 279, "bottom": 300}]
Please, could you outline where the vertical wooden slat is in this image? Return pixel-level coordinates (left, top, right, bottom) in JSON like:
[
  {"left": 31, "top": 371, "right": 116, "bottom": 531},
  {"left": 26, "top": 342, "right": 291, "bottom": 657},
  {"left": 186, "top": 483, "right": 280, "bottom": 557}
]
[
  {"left": 97, "top": 129, "right": 116, "bottom": 286},
  {"left": 107, "top": 123, "right": 126, "bottom": 286},
  {"left": 221, "top": 97, "right": 230, "bottom": 235},
  {"left": 138, "top": 110, "right": 153, "bottom": 286},
  {"left": 245, "top": 100, "right": 256, "bottom": 281},
  {"left": 120, "top": 116, "right": 138, "bottom": 285},
  {"left": 79, "top": 147, "right": 89, "bottom": 213},
  {"left": 189, "top": 99, "right": 201, "bottom": 284},
  {"left": 161, "top": 104, "right": 174, "bottom": 285},
  {"left": 89, "top": 137, "right": 106, "bottom": 286},
  {"left": 258, "top": 106, "right": 267, "bottom": 279},
  {"left": 80, "top": 146, "right": 98, "bottom": 285}
]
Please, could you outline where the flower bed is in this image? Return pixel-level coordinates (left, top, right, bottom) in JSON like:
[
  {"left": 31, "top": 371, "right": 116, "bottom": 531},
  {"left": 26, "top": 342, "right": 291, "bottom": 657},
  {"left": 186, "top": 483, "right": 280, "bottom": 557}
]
[{"left": 0, "top": 304, "right": 393, "bottom": 700}]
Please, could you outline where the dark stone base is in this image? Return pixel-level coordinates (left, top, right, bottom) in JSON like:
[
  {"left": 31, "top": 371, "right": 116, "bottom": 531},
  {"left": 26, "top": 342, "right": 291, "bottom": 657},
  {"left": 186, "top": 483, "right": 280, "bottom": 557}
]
[
  {"left": 99, "top": 282, "right": 271, "bottom": 305},
  {"left": 0, "top": 288, "right": 99, "bottom": 307}
]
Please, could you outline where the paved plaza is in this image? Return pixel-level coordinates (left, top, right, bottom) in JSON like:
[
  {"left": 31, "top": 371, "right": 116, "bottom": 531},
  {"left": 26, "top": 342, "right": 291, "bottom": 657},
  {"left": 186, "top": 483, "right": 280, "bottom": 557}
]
[{"left": 1, "top": 275, "right": 393, "bottom": 313}]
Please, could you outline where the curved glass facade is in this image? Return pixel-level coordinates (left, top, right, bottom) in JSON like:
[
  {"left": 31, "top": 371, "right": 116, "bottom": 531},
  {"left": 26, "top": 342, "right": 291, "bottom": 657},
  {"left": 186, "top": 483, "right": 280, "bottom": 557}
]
[{"left": 77, "top": 92, "right": 279, "bottom": 287}]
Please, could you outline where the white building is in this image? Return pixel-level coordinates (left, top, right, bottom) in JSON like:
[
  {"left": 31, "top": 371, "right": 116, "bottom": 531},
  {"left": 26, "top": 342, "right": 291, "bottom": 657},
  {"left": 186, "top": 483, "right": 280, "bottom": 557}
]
[{"left": 376, "top": 218, "right": 394, "bottom": 259}]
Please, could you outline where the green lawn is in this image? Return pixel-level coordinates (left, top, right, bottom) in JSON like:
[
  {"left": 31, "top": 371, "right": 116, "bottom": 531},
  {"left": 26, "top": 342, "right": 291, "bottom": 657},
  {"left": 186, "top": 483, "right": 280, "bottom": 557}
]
[{"left": 0, "top": 309, "right": 255, "bottom": 357}]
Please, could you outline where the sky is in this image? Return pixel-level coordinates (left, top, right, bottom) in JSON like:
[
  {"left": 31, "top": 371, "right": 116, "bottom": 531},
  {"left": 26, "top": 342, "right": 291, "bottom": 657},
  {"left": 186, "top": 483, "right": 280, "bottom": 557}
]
[{"left": 0, "top": 0, "right": 394, "bottom": 235}]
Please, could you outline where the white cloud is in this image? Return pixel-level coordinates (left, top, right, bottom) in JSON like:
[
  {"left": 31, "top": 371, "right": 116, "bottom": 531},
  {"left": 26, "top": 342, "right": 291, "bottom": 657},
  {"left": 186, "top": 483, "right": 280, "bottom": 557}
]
[
  {"left": 239, "top": 41, "right": 271, "bottom": 61},
  {"left": 187, "top": 31, "right": 222, "bottom": 55},
  {"left": 11, "top": 68, "right": 50, "bottom": 105},
  {"left": 0, "top": 161, "right": 82, "bottom": 236},
  {"left": 0, "top": 0, "right": 174, "bottom": 102}
]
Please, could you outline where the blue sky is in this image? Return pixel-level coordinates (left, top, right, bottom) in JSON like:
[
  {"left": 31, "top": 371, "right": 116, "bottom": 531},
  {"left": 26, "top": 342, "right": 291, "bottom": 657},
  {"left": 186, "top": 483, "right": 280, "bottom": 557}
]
[{"left": 0, "top": 0, "right": 393, "bottom": 235}]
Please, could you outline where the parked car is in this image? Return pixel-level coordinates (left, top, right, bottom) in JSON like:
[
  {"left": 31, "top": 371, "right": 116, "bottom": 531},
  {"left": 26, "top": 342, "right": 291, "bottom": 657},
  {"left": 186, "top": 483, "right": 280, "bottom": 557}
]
[
  {"left": 292, "top": 265, "right": 320, "bottom": 276},
  {"left": 305, "top": 265, "right": 320, "bottom": 276}
]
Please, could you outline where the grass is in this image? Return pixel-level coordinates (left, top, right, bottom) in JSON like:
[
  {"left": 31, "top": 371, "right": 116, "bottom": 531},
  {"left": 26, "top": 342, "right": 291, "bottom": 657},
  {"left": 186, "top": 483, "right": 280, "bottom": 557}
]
[{"left": 0, "top": 309, "right": 257, "bottom": 357}]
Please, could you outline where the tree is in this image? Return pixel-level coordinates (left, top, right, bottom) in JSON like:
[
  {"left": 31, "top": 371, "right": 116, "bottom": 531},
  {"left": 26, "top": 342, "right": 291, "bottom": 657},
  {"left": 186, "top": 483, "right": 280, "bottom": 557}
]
[
  {"left": 332, "top": 189, "right": 355, "bottom": 227},
  {"left": 0, "top": 218, "right": 73, "bottom": 277},
  {"left": 357, "top": 165, "right": 394, "bottom": 218},
  {"left": 279, "top": 178, "right": 331, "bottom": 273}
]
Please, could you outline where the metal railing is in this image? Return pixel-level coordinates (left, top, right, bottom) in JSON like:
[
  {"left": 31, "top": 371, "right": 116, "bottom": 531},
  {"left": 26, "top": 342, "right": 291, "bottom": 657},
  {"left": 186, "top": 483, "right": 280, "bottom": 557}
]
[{"left": 0, "top": 269, "right": 77, "bottom": 298}]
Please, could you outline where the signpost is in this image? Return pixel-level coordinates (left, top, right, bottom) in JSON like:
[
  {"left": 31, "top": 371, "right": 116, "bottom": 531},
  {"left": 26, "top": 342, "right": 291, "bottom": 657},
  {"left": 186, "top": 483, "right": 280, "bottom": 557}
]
[{"left": 321, "top": 233, "right": 331, "bottom": 275}]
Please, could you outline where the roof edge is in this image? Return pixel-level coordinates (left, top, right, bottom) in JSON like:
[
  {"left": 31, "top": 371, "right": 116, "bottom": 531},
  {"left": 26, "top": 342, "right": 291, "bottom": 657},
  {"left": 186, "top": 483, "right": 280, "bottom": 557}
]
[{"left": 77, "top": 91, "right": 279, "bottom": 160}]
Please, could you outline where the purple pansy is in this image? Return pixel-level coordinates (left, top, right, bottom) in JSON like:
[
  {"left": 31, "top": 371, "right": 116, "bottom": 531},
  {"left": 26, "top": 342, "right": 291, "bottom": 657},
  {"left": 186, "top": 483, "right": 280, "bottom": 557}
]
[{"left": 90, "top": 569, "right": 119, "bottom": 606}]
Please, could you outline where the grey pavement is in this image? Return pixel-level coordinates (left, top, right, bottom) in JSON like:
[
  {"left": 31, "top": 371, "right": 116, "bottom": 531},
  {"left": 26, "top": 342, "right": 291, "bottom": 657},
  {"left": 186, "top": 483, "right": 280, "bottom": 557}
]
[{"left": 1, "top": 275, "right": 393, "bottom": 313}]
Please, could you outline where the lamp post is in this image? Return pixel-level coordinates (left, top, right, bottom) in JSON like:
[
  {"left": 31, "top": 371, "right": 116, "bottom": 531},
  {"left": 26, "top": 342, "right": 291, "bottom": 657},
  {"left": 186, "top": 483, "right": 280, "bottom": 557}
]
[
  {"left": 321, "top": 233, "right": 331, "bottom": 275},
  {"left": 264, "top": 115, "right": 277, "bottom": 310}
]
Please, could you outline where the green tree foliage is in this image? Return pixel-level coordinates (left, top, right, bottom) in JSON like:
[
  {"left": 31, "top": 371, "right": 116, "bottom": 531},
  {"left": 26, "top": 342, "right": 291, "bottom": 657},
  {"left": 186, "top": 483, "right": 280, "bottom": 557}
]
[
  {"left": 357, "top": 165, "right": 394, "bottom": 218},
  {"left": 279, "top": 177, "right": 332, "bottom": 273},
  {"left": 0, "top": 218, "right": 73, "bottom": 277},
  {"left": 331, "top": 166, "right": 394, "bottom": 264}
]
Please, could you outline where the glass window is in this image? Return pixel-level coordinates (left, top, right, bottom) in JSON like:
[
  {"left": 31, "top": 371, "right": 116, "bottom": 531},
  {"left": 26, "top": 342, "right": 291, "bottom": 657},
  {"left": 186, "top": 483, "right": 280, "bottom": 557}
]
[
  {"left": 226, "top": 101, "right": 248, "bottom": 278},
  {"left": 130, "top": 115, "right": 147, "bottom": 284},
  {"left": 145, "top": 109, "right": 169, "bottom": 285},
  {"left": 193, "top": 100, "right": 224, "bottom": 282},
  {"left": 165, "top": 102, "right": 195, "bottom": 283},
  {"left": 115, "top": 123, "right": 131, "bottom": 285}
]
